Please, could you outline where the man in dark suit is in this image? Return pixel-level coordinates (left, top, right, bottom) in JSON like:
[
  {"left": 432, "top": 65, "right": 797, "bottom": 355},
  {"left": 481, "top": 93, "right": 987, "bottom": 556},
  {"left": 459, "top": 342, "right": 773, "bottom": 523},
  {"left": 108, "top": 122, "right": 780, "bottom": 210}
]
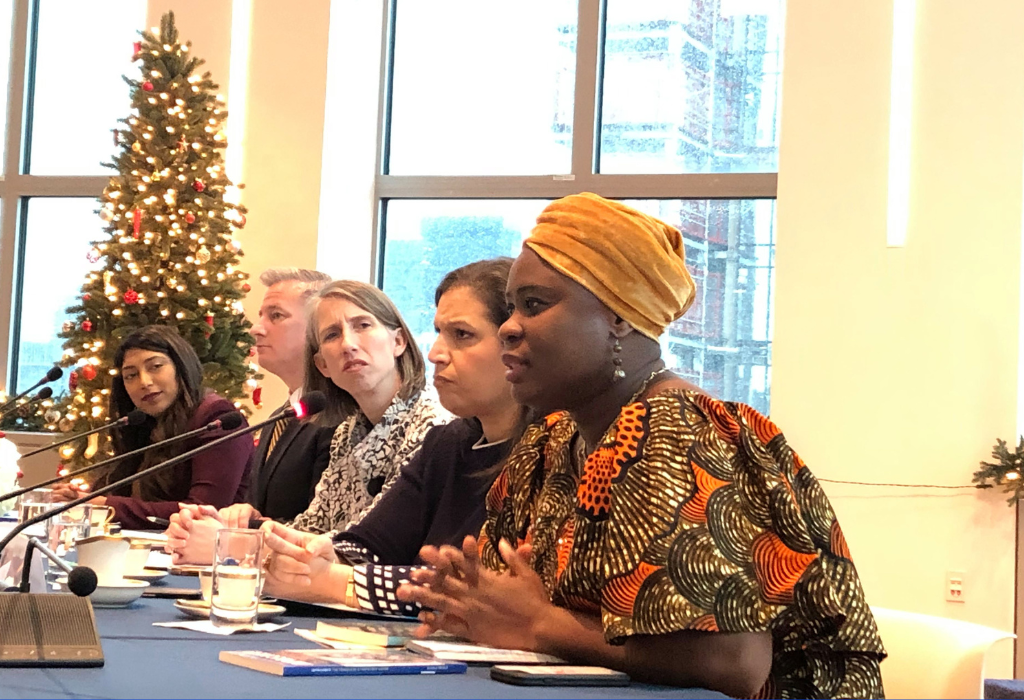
[
  {"left": 245, "top": 268, "right": 335, "bottom": 521},
  {"left": 165, "top": 268, "right": 335, "bottom": 562}
]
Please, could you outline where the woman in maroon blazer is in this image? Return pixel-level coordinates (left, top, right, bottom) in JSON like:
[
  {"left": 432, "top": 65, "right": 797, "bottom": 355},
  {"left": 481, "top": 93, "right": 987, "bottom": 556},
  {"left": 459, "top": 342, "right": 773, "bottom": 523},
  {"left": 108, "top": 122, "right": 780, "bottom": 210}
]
[{"left": 53, "top": 326, "right": 253, "bottom": 530}]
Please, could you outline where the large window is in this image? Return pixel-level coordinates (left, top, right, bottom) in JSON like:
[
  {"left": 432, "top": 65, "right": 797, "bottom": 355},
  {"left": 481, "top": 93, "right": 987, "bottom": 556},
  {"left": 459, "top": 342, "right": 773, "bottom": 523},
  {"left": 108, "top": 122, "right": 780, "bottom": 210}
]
[
  {"left": 378, "top": 0, "right": 782, "bottom": 414},
  {"left": 0, "top": 0, "right": 145, "bottom": 394}
]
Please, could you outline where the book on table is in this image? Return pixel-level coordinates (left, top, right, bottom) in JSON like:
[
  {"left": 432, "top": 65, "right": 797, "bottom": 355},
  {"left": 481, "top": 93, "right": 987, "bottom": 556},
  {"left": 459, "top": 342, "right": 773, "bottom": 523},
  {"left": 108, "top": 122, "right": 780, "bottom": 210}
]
[
  {"left": 314, "top": 620, "right": 426, "bottom": 647},
  {"left": 405, "top": 639, "right": 565, "bottom": 665},
  {"left": 218, "top": 648, "right": 467, "bottom": 677}
]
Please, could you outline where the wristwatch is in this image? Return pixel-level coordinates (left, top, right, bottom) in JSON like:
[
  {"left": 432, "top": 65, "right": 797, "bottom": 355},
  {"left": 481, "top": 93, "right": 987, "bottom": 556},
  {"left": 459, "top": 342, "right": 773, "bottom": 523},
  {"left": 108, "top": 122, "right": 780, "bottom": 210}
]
[{"left": 345, "top": 572, "right": 357, "bottom": 608}]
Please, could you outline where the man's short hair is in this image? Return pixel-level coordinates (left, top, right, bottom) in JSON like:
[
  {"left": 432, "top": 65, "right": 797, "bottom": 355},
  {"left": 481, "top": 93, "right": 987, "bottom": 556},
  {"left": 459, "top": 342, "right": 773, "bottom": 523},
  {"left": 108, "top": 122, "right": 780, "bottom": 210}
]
[{"left": 259, "top": 268, "right": 332, "bottom": 299}]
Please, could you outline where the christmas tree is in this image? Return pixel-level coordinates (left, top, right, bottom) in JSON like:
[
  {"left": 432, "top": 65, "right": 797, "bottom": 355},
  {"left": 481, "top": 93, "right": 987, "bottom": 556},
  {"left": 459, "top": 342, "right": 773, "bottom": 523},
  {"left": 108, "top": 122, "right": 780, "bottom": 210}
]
[{"left": 27, "top": 12, "right": 257, "bottom": 466}]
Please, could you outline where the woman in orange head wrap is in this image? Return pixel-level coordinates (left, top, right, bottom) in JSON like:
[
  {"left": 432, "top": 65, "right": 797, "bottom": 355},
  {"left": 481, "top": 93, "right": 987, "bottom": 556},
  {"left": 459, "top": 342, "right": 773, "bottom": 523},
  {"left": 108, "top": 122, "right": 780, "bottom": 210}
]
[{"left": 399, "top": 194, "right": 885, "bottom": 699}]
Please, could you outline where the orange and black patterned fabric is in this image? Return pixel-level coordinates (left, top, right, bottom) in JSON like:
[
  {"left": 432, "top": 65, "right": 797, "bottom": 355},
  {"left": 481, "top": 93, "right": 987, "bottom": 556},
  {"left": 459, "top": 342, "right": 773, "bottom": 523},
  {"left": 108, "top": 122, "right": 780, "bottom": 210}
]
[{"left": 480, "top": 389, "right": 886, "bottom": 699}]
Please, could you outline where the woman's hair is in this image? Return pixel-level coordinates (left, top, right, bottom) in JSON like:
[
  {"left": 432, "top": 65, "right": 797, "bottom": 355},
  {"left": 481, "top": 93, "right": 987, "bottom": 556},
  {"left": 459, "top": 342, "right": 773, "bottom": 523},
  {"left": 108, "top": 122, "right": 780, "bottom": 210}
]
[
  {"left": 98, "top": 325, "right": 207, "bottom": 494},
  {"left": 303, "top": 280, "right": 425, "bottom": 425},
  {"left": 434, "top": 257, "right": 514, "bottom": 329}
]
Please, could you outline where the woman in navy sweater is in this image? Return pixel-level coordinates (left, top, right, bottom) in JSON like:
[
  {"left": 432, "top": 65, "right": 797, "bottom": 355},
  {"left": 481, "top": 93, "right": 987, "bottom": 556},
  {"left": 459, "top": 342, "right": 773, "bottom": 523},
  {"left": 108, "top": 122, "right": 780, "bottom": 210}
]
[{"left": 259, "top": 258, "right": 523, "bottom": 614}]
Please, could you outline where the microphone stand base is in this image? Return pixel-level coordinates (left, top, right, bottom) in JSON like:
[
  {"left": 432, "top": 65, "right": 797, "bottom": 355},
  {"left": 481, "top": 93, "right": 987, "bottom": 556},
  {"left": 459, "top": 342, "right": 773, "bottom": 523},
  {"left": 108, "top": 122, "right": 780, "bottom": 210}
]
[{"left": 0, "top": 593, "right": 104, "bottom": 667}]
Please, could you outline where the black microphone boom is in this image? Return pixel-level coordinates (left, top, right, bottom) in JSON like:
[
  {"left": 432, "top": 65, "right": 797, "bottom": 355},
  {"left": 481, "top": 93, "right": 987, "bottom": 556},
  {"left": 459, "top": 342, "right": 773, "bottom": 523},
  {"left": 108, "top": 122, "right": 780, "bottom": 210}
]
[
  {"left": 0, "top": 392, "right": 324, "bottom": 559},
  {"left": 0, "top": 410, "right": 246, "bottom": 505},
  {"left": 0, "top": 365, "right": 62, "bottom": 414},
  {"left": 0, "top": 387, "right": 54, "bottom": 419},
  {"left": 19, "top": 409, "right": 148, "bottom": 461}
]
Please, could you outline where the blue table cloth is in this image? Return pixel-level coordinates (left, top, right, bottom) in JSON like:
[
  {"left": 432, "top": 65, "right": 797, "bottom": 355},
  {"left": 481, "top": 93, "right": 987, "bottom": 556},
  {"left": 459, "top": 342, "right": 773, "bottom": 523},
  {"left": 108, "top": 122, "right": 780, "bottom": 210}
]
[{"left": 0, "top": 577, "right": 725, "bottom": 699}]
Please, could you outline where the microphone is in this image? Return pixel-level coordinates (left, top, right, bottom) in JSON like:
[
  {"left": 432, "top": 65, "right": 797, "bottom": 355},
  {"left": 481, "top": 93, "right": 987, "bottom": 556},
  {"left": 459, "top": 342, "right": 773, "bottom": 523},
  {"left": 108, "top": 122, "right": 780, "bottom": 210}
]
[
  {"left": 0, "top": 392, "right": 324, "bottom": 559},
  {"left": 18, "top": 536, "right": 97, "bottom": 596},
  {"left": 0, "top": 411, "right": 246, "bottom": 506},
  {"left": 0, "top": 366, "right": 62, "bottom": 414},
  {"left": 19, "top": 410, "right": 149, "bottom": 460},
  {"left": 0, "top": 387, "right": 54, "bottom": 419}
]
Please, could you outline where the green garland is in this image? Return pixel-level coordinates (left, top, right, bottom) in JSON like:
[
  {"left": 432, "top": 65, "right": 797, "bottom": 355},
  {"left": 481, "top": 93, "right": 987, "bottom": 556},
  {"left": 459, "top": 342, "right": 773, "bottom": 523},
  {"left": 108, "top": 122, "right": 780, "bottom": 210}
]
[{"left": 973, "top": 437, "right": 1024, "bottom": 504}]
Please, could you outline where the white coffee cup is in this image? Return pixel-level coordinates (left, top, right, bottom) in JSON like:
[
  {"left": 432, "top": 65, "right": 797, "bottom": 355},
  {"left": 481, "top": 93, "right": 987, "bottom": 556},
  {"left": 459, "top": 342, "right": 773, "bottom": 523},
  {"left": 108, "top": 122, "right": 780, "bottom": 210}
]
[
  {"left": 124, "top": 539, "right": 151, "bottom": 576},
  {"left": 76, "top": 535, "right": 130, "bottom": 585}
]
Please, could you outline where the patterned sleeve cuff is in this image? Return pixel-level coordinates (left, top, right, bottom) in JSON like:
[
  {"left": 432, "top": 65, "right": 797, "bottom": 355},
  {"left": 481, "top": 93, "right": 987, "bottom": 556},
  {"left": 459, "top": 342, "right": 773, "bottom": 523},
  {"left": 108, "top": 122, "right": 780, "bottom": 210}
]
[
  {"left": 333, "top": 538, "right": 379, "bottom": 566},
  {"left": 352, "top": 564, "right": 421, "bottom": 617}
]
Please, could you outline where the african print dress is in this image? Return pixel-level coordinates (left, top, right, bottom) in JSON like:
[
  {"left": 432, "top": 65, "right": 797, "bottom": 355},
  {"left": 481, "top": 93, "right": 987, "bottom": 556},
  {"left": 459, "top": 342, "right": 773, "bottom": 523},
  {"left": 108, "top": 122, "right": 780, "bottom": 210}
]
[{"left": 480, "top": 389, "right": 885, "bottom": 699}]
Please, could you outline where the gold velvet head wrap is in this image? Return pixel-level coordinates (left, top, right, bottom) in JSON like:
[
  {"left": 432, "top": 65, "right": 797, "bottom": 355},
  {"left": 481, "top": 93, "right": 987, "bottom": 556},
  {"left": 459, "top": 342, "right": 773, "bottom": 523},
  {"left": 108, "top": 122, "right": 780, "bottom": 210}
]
[{"left": 524, "top": 192, "right": 695, "bottom": 340}]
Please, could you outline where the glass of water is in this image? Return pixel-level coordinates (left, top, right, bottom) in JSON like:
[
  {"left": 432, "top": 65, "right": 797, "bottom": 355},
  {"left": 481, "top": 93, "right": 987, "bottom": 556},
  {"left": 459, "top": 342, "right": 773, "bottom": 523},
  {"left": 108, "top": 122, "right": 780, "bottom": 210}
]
[
  {"left": 17, "top": 487, "right": 55, "bottom": 525},
  {"left": 211, "top": 528, "right": 263, "bottom": 629},
  {"left": 48, "top": 504, "right": 92, "bottom": 555}
]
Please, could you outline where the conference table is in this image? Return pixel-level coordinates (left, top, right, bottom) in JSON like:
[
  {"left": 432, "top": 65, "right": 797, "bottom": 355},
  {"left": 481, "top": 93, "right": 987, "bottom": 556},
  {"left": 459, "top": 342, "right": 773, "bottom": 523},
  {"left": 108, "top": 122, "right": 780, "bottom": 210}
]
[{"left": 0, "top": 576, "right": 724, "bottom": 699}]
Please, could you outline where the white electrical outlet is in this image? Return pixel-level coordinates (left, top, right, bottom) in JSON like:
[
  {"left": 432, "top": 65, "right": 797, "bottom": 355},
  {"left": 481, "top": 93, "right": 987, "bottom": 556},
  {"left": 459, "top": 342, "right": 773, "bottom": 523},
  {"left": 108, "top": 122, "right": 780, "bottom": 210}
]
[{"left": 946, "top": 570, "right": 966, "bottom": 603}]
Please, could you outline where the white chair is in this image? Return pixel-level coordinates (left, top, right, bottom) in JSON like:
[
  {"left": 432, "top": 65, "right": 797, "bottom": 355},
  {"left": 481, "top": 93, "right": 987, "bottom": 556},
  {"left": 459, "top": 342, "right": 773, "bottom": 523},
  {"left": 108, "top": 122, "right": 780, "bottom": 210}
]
[{"left": 871, "top": 606, "right": 1014, "bottom": 699}]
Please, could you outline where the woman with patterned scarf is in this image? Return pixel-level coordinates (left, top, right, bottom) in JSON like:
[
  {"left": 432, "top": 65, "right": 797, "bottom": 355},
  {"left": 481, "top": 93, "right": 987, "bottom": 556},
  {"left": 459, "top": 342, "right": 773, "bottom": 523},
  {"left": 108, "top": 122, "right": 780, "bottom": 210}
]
[
  {"left": 397, "top": 193, "right": 886, "bottom": 699},
  {"left": 170, "top": 280, "right": 450, "bottom": 558}
]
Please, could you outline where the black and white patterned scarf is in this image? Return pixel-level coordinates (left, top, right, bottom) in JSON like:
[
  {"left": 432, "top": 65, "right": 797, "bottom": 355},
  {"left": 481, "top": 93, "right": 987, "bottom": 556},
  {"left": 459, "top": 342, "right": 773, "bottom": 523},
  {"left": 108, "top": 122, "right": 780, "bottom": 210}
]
[{"left": 288, "top": 390, "right": 450, "bottom": 534}]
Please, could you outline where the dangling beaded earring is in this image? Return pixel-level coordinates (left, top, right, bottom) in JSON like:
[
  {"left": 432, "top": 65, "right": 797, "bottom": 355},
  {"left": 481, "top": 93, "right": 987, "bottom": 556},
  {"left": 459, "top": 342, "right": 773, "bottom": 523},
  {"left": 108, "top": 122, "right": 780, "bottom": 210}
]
[{"left": 612, "top": 339, "right": 626, "bottom": 381}]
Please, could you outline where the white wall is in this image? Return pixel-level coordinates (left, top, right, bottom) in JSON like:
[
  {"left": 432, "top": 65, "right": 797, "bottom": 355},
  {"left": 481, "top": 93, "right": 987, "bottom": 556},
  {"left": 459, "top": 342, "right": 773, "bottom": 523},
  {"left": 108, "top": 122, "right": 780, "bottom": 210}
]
[{"left": 775, "top": 0, "right": 1024, "bottom": 677}]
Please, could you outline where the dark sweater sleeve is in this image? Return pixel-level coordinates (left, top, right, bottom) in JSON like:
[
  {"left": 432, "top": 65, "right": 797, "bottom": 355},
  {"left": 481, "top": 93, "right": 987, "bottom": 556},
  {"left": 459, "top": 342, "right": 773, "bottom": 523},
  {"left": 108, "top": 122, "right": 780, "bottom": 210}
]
[
  {"left": 105, "top": 399, "right": 254, "bottom": 529},
  {"left": 308, "top": 425, "right": 335, "bottom": 503},
  {"left": 334, "top": 424, "right": 449, "bottom": 564}
]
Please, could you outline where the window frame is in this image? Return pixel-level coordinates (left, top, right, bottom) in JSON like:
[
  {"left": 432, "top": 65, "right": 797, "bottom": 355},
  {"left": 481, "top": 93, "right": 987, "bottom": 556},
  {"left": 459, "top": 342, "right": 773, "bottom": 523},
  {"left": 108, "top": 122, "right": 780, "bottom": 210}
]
[
  {"left": 370, "top": 0, "right": 779, "bottom": 279},
  {"left": 0, "top": 0, "right": 108, "bottom": 392}
]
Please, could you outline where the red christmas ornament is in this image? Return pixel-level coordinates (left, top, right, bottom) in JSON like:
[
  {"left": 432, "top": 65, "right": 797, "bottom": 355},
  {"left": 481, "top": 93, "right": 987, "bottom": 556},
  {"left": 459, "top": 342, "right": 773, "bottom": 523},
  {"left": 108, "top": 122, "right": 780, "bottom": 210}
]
[
  {"left": 185, "top": 212, "right": 196, "bottom": 224},
  {"left": 252, "top": 386, "right": 262, "bottom": 407},
  {"left": 55, "top": 464, "right": 65, "bottom": 477},
  {"left": 81, "top": 319, "right": 93, "bottom": 332},
  {"left": 133, "top": 41, "right": 141, "bottom": 58},
  {"left": 142, "top": 81, "right": 154, "bottom": 92},
  {"left": 204, "top": 312, "right": 214, "bottom": 328},
  {"left": 81, "top": 365, "right": 97, "bottom": 381},
  {"left": 82, "top": 293, "right": 91, "bottom": 302},
  {"left": 249, "top": 346, "right": 257, "bottom": 358},
  {"left": 235, "top": 214, "right": 246, "bottom": 228},
  {"left": 132, "top": 209, "right": 142, "bottom": 237},
  {"left": 192, "top": 180, "right": 206, "bottom": 193},
  {"left": 242, "top": 283, "right": 251, "bottom": 293},
  {"left": 123, "top": 289, "right": 139, "bottom": 305},
  {"left": 69, "top": 371, "right": 78, "bottom": 391}
]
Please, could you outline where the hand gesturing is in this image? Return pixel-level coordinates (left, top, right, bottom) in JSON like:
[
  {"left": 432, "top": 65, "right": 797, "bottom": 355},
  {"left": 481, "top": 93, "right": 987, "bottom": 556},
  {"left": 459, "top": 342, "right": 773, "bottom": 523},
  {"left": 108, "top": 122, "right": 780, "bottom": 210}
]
[{"left": 397, "top": 535, "right": 554, "bottom": 652}]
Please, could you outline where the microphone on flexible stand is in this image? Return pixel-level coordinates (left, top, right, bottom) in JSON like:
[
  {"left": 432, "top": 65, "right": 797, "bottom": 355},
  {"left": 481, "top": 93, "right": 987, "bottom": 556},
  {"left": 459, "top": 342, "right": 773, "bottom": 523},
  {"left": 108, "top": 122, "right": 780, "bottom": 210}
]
[
  {"left": 19, "top": 409, "right": 149, "bottom": 460},
  {"left": 0, "top": 391, "right": 326, "bottom": 559},
  {"left": 0, "top": 411, "right": 245, "bottom": 506},
  {"left": 17, "top": 536, "right": 97, "bottom": 596},
  {"left": 0, "top": 366, "right": 62, "bottom": 414},
  {"left": 0, "top": 386, "right": 55, "bottom": 419}
]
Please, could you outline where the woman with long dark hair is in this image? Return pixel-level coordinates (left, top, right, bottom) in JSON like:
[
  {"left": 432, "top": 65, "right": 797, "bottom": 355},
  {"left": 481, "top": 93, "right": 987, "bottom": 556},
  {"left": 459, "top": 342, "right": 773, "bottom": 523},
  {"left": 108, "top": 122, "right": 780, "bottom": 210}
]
[{"left": 52, "top": 325, "right": 253, "bottom": 530}]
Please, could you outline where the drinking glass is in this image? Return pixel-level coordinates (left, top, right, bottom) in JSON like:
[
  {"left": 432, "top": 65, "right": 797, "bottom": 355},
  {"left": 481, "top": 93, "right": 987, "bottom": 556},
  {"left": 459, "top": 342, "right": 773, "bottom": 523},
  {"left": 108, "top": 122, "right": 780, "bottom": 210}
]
[
  {"left": 17, "top": 488, "right": 57, "bottom": 539},
  {"left": 48, "top": 504, "right": 92, "bottom": 555},
  {"left": 210, "top": 528, "right": 263, "bottom": 629},
  {"left": 17, "top": 487, "right": 53, "bottom": 523}
]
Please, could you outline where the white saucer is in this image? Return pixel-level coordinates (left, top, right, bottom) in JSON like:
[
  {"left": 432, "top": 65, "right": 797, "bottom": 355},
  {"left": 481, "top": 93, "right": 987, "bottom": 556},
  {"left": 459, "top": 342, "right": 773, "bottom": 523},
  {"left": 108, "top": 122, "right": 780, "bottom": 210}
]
[
  {"left": 173, "top": 598, "right": 286, "bottom": 621},
  {"left": 124, "top": 568, "right": 168, "bottom": 584},
  {"left": 56, "top": 576, "right": 150, "bottom": 607}
]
